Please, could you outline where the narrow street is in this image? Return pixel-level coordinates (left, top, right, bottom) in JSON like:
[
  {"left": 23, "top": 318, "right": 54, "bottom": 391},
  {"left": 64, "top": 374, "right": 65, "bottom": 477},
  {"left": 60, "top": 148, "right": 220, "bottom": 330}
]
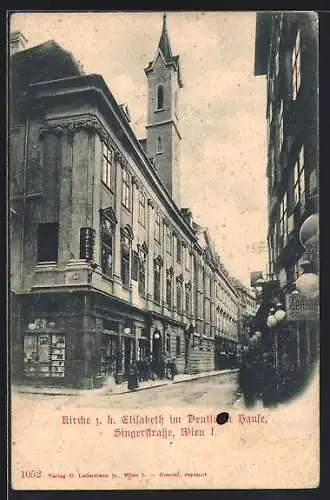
[{"left": 11, "top": 372, "right": 240, "bottom": 412}]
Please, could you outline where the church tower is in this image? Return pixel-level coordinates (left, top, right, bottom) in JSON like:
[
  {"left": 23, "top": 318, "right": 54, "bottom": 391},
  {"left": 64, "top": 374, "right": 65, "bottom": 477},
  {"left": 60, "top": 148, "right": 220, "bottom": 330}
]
[{"left": 144, "top": 13, "right": 183, "bottom": 206}]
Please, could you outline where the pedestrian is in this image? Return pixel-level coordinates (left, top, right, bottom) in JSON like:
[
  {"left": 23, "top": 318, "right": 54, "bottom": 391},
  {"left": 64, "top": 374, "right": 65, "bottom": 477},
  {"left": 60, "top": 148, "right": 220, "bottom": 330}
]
[
  {"left": 169, "top": 358, "right": 177, "bottom": 381},
  {"left": 136, "top": 360, "right": 144, "bottom": 382},
  {"left": 238, "top": 345, "right": 258, "bottom": 408},
  {"left": 127, "top": 362, "right": 139, "bottom": 391},
  {"left": 142, "top": 358, "right": 150, "bottom": 381}
]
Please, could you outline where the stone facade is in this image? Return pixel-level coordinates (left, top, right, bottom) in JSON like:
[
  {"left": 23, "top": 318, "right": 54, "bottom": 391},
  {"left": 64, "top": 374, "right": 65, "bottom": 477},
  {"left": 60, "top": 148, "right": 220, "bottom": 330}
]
[{"left": 10, "top": 19, "right": 241, "bottom": 388}]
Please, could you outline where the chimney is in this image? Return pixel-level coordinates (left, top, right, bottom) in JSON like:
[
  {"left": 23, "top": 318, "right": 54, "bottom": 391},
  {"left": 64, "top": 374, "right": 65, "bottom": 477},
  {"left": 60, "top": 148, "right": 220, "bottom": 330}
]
[
  {"left": 181, "top": 208, "right": 193, "bottom": 227},
  {"left": 10, "top": 31, "right": 28, "bottom": 56}
]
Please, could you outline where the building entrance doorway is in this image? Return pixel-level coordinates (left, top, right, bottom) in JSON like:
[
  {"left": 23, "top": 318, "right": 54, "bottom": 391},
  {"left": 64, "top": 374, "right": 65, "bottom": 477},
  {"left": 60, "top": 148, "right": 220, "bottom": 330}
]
[{"left": 152, "top": 330, "right": 162, "bottom": 361}]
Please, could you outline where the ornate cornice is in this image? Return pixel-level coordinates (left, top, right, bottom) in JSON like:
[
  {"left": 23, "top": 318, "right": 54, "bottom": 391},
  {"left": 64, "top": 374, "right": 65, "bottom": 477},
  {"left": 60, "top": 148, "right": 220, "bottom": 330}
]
[
  {"left": 99, "top": 206, "right": 117, "bottom": 225},
  {"left": 39, "top": 118, "right": 130, "bottom": 167}
]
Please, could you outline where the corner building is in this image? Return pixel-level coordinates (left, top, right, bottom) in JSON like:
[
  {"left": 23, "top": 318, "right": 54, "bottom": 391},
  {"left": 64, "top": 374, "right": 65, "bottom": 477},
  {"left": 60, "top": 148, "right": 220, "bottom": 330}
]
[{"left": 10, "top": 17, "right": 239, "bottom": 388}]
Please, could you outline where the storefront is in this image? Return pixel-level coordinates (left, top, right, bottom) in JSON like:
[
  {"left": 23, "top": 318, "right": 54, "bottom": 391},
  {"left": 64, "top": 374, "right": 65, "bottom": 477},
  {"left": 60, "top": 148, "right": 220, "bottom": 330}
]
[{"left": 13, "top": 290, "right": 150, "bottom": 388}]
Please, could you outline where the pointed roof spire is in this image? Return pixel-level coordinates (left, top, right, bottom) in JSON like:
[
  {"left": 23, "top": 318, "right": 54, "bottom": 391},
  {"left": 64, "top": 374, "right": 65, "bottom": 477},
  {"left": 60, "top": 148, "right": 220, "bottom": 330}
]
[{"left": 158, "top": 11, "right": 173, "bottom": 62}]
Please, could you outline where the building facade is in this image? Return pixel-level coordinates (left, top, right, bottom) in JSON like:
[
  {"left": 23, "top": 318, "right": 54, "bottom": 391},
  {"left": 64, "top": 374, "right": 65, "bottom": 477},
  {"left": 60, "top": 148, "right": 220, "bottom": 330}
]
[
  {"left": 254, "top": 12, "right": 319, "bottom": 389},
  {"left": 10, "top": 17, "right": 240, "bottom": 388}
]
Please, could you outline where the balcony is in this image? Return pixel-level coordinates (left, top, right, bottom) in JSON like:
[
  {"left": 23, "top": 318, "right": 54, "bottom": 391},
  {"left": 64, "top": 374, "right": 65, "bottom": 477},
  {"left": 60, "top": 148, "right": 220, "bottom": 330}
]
[{"left": 32, "top": 260, "right": 114, "bottom": 296}]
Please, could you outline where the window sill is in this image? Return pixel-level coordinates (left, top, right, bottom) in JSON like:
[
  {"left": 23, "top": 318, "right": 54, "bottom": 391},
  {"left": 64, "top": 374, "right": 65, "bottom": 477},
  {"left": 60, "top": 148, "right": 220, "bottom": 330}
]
[
  {"left": 154, "top": 108, "right": 164, "bottom": 113},
  {"left": 155, "top": 151, "right": 163, "bottom": 156},
  {"left": 36, "top": 261, "right": 57, "bottom": 268}
]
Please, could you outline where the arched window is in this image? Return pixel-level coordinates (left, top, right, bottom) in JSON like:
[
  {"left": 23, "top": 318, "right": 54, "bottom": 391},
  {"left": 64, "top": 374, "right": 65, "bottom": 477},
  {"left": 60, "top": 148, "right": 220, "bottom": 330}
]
[
  {"left": 120, "top": 225, "right": 134, "bottom": 286},
  {"left": 166, "top": 267, "right": 173, "bottom": 308},
  {"left": 157, "top": 136, "right": 162, "bottom": 153},
  {"left": 157, "top": 85, "right": 164, "bottom": 110},
  {"left": 154, "top": 256, "right": 163, "bottom": 303}
]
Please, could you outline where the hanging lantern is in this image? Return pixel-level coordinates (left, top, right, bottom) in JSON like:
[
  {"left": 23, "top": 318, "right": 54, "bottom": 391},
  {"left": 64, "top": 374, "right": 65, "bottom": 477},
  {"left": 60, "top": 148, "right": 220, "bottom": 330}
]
[
  {"left": 154, "top": 332, "right": 160, "bottom": 340},
  {"left": 299, "top": 214, "right": 319, "bottom": 248},
  {"left": 255, "top": 331, "right": 262, "bottom": 338},
  {"left": 267, "top": 315, "right": 278, "bottom": 328},
  {"left": 274, "top": 309, "right": 286, "bottom": 322},
  {"left": 295, "top": 272, "right": 319, "bottom": 299}
]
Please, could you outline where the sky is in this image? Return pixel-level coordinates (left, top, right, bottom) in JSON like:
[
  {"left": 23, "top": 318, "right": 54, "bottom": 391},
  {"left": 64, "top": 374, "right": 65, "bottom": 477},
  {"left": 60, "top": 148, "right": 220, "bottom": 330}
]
[{"left": 10, "top": 11, "right": 268, "bottom": 288}]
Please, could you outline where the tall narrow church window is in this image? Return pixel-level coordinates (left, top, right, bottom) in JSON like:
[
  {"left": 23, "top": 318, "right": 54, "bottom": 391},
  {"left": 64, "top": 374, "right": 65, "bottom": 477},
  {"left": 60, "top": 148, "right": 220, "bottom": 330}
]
[
  {"left": 174, "top": 91, "right": 178, "bottom": 117},
  {"left": 157, "top": 136, "right": 162, "bottom": 153},
  {"left": 157, "top": 85, "right": 164, "bottom": 110}
]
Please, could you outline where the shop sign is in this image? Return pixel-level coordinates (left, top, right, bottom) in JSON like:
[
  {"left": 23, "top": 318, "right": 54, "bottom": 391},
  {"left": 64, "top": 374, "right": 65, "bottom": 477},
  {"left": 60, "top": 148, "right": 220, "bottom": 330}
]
[{"left": 285, "top": 294, "right": 319, "bottom": 320}]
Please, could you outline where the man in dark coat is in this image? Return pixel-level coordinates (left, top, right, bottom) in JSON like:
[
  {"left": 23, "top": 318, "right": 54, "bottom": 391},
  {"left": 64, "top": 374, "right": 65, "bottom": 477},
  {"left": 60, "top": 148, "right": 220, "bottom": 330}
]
[
  {"left": 168, "top": 358, "right": 178, "bottom": 381},
  {"left": 127, "top": 362, "right": 139, "bottom": 390}
]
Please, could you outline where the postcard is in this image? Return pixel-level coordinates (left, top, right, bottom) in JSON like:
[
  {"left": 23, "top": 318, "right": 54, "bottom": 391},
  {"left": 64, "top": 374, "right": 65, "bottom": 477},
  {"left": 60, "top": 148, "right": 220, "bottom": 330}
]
[{"left": 9, "top": 10, "right": 319, "bottom": 491}]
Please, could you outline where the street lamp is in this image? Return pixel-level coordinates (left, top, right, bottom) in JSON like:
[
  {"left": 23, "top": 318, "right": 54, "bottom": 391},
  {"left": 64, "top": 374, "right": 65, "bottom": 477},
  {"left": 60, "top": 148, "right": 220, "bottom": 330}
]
[{"left": 295, "top": 213, "right": 319, "bottom": 299}]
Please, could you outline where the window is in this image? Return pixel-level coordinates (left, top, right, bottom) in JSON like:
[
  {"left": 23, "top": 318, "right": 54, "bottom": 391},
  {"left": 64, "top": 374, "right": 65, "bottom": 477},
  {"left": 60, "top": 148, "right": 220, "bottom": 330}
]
[
  {"left": 37, "top": 222, "right": 59, "bottom": 263},
  {"left": 138, "top": 248, "right": 147, "bottom": 296},
  {"left": 101, "top": 217, "right": 114, "bottom": 276},
  {"left": 185, "top": 283, "right": 191, "bottom": 316},
  {"left": 279, "top": 99, "right": 284, "bottom": 151},
  {"left": 176, "top": 239, "right": 182, "bottom": 263},
  {"left": 176, "top": 282, "right": 182, "bottom": 313},
  {"left": 275, "top": 49, "right": 279, "bottom": 79},
  {"left": 294, "top": 146, "right": 305, "bottom": 209},
  {"left": 121, "top": 234, "right": 131, "bottom": 286},
  {"left": 101, "top": 143, "right": 114, "bottom": 189},
  {"left": 154, "top": 258, "right": 162, "bottom": 303},
  {"left": 157, "top": 85, "right": 164, "bottom": 110},
  {"left": 166, "top": 334, "right": 171, "bottom": 353},
  {"left": 292, "top": 30, "right": 301, "bottom": 100},
  {"left": 122, "top": 168, "right": 131, "bottom": 210},
  {"left": 182, "top": 244, "right": 186, "bottom": 269},
  {"left": 166, "top": 226, "right": 172, "bottom": 254},
  {"left": 268, "top": 101, "right": 273, "bottom": 126},
  {"left": 269, "top": 145, "right": 275, "bottom": 189},
  {"left": 154, "top": 211, "right": 161, "bottom": 242},
  {"left": 174, "top": 91, "right": 178, "bottom": 117},
  {"left": 166, "top": 269, "right": 173, "bottom": 308},
  {"left": 176, "top": 336, "right": 181, "bottom": 356},
  {"left": 279, "top": 192, "right": 288, "bottom": 246},
  {"left": 138, "top": 192, "right": 146, "bottom": 226},
  {"left": 157, "top": 137, "right": 162, "bottom": 153}
]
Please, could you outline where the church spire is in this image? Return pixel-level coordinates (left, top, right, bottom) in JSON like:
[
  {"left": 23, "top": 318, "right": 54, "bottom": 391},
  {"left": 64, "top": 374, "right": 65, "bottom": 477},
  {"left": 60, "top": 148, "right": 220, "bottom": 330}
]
[{"left": 158, "top": 12, "right": 173, "bottom": 62}]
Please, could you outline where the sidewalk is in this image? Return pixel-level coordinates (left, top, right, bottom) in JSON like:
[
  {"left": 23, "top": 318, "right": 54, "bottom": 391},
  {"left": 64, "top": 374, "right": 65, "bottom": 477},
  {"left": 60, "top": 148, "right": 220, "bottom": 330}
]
[{"left": 12, "top": 368, "right": 239, "bottom": 397}]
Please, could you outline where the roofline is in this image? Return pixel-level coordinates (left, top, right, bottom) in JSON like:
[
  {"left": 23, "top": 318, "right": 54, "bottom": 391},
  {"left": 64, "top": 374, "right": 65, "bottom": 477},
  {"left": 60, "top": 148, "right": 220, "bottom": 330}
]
[
  {"left": 11, "top": 39, "right": 83, "bottom": 74},
  {"left": 254, "top": 12, "right": 272, "bottom": 76}
]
